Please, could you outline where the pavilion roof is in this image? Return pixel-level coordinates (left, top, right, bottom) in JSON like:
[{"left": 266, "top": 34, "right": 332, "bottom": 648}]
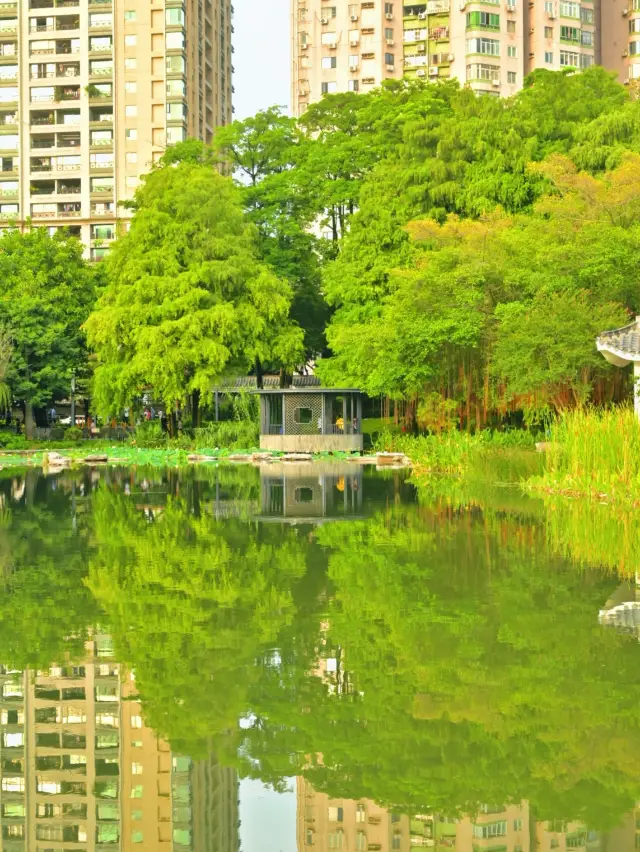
[{"left": 596, "top": 318, "right": 640, "bottom": 366}]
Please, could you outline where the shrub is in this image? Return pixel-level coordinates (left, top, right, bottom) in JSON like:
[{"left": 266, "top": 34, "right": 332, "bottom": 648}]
[
  {"left": 194, "top": 421, "right": 259, "bottom": 450},
  {"left": 132, "top": 421, "right": 166, "bottom": 448},
  {"left": 0, "top": 431, "right": 26, "bottom": 450},
  {"left": 63, "top": 426, "right": 83, "bottom": 441}
]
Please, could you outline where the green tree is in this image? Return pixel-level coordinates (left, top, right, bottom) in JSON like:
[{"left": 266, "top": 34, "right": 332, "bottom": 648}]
[
  {"left": 0, "top": 229, "right": 95, "bottom": 437},
  {"left": 85, "top": 142, "right": 304, "bottom": 422}
]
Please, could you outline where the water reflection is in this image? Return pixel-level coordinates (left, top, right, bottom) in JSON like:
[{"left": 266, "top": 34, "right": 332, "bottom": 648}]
[{"left": 0, "top": 464, "right": 638, "bottom": 848}]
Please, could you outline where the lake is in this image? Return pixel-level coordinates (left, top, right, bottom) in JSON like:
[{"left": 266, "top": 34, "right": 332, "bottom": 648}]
[{"left": 0, "top": 460, "right": 638, "bottom": 851}]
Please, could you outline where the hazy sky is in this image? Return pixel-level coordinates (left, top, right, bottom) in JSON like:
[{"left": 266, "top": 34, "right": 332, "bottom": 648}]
[{"left": 233, "top": 0, "right": 290, "bottom": 119}]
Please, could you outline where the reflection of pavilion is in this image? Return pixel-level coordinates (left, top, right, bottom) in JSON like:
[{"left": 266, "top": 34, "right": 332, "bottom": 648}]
[
  {"left": 599, "top": 576, "right": 640, "bottom": 638},
  {"left": 259, "top": 463, "right": 363, "bottom": 523}
]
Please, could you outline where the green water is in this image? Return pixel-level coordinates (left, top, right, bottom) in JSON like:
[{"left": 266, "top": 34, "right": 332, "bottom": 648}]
[{"left": 0, "top": 461, "right": 639, "bottom": 851}]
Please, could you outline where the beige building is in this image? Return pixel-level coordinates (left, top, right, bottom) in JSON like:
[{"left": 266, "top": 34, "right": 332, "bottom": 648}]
[
  {"left": 0, "top": 635, "right": 239, "bottom": 851},
  {"left": 0, "top": 0, "right": 232, "bottom": 257},
  {"left": 291, "top": 0, "right": 634, "bottom": 114}
]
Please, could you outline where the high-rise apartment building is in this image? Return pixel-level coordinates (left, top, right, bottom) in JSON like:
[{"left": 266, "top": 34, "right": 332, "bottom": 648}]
[
  {"left": 0, "top": 634, "right": 240, "bottom": 851},
  {"left": 0, "top": 0, "right": 232, "bottom": 256},
  {"left": 291, "top": 0, "right": 629, "bottom": 115}
]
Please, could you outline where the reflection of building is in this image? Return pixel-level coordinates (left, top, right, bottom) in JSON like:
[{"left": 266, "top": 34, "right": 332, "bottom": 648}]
[
  {"left": 0, "top": 635, "right": 239, "bottom": 851},
  {"left": 296, "top": 778, "right": 422, "bottom": 851},
  {"left": 295, "top": 786, "right": 638, "bottom": 852},
  {"left": 259, "top": 463, "right": 363, "bottom": 523},
  {"left": 599, "top": 579, "right": 640, "bottom": 639}
]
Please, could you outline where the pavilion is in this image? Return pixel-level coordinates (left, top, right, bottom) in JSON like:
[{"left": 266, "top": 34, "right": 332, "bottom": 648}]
[
  {"left": 596, "top": 317, "right": 640, "bottom": 419},
  {"left": 255, "top": 387, "right": 364, "bottom": 453}
]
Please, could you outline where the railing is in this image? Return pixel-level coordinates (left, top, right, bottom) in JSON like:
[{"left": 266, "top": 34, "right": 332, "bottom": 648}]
[
  {"left": 30, "top": 24, "right": 54, "bottom": 32},
  {"left": 267, "top": 424, "right": 283, "bottom": 435},
  {"left": 89, "top": 44, "right": 112, "bottom": 52},
  {"left": 90, "top": 161, "right": 113, "bottom": 169},
  {"left": 58, "top": 208, "right": 80, "bottom": 216},
  {"left": 91, "top": 185, "right": 113, "bottom": 193},
  {"left": 90, "top": 67, "right": 113, "bottom": 76},
  {"left": 59, "top": 186, "right": 80, "bottom": 193},
  {"left": 57, "top": 21, "right": 80, "bottom": 30},
  {"left": 90, "top": 138, "right": 112, "bottom": 146},
  {"left": 32, "top": 210, "right": 56, "bottom": 217},
  {"left": 91, "top": 207, "right": 113, "bottom": 215}
]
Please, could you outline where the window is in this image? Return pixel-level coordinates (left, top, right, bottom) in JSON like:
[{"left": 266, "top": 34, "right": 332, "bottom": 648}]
[
  {"left": 166, "top": 55, "right": 185, "bottom": 73},
  {"left": 132, "top": 830, "right": 144, "bottom": 843},
  {"left": 321, "top": 5, "right": 336, "bottom": 17},
  {"left": 356, "top": 804, "right": 366, "bottom": 823},
  {"left": 560, "top": 24, "right": 580, "bottom": 41},
  {"left": 392, "top": 836, "right": 402, "bottom": 850},
  {"left": 124, "top": 57, "right": 137, "bottom": 70},
  {"left": 466, "top": 11, "right": 499, "bottom": 30},
  {"left": 0, "top": 87, "right": 17, "bottom": 104},
  {"left": 124, "top": 34, "right": 136, "bottom": 47},
  {"left": 466, "top": 37, "right": 500, "bottom": 56},
  {"left": 294, "top": 407, "right": 314, "bottom": 424},
  {"left": 544, "top": 26, "right": 553, "bottom": 37},
  {"left": 321, "top": 56, "right": 336, "bottom": 69},
  {"left": 507, "top": 20, "right": 516, "bottom": 32},
  {"left": 467, "top": 62, "right": 499, "bottom": 81},
  {"left": 507, "top": 71, "right": 516, "bottom": 83},
  {"left": 348, "top": 79, "right": 359, "bottom": 91},
  {"left": 473, "top": 821, "right": 507, "bottom": 839},
  {"left": 174, "top": 828, "right": 192, "bottom": 846},
  {"left": 131, "top": 714, "right": 143, "bottom": 728},
  {"left": 328, "top": 806, "right": 344, "bottom": 822},
  {"left": 559, "top": 49, "right": 579, "bottom": 65},
  {"left": 125, "top": 105, "right": 137, "bottom": 117},
  {"left": 328, "top": 831, "right": 344, "bottom": 850},
  {"left": 124, "top": 9, "right": 136, "bottom": 20},
  {"left": 166, "top": 31, "right": 184, "bottom": 49},
  {"left": 581, "top": 29, "right": 593, "bottom": 46},
  {"left": 544, "top": 50, "right": 553, "bottom": 63},
  {"left": 130, "top": 784, "right": 143, "bottom": 798},
  {"left": 167, "top": 126, "right": 185, "bottom": 144},
  {"left": 97, "top": 824, "right": 119, "bottom": 844},
  {"left": 294, "top": 487, "right": 314, "bottom": 504},
  {"left": 90, "top": 36, "right": 112, "bottom": 51},
  {"left": 167, "top": 79, "right": 185, "bottom": 96},
  {"left": 507, "top": 44, "right": 517, "bottom": 57},
  {"left": 96, "top": 780, "right": 118, "bottom": 799},
  {"left": 96, "top": 713, "right": 119, "bottom": 727},
  {"left": 125, "top": 175, "right": 138, "bottom": 189},
  {"left": 96, "top": 732, "right": 119, "bottom": 747},
  {"left": 544, "top": 0, "right": 554, "bottom": 10},
  {"left": 2, "top": 776, "right": 24, "bottom": 792},
  {"left": 3, "top": 732, "right": 23, "bottom": 747},
  {"left": 124, "top": 81, "right": 136, "bottom": 93},
  {"left": 132, "top": 762, "right": 143, "bottom": 775},
  {"left": 581, "top": 5, "right": 593, "bottom": 22},
  {"left": 356, "top": 833, "right": 367, "bottom": 851},
  {"left": 385, "top": 27, "right": 393, "bottom": 40},
  {"left": 125, "top": 152, "right": 137, "bottom": 165},
  {"left": 321, "top": 81, "right": 337, "bottom": 94},
  {"left": 166, "top": 7, "right": 184, "bottom": 24},
  {"left": 98, "top": 803, "right": 119, "bottom": 820},
  {"left": 305, "top": 829, "right": 314, "bottom": 846},
  {"left": 321, "top": 31, "right": 337, "bottom": 45},
  {"left": 384, "top": 52, "right": 394, "bottom": 66},
  {"left": 559, "top": 0, "right": 579, "bottom": 15},
  {"left": 125, "top": 128, "right": 137, "bottom": 140},
  {"left": 385, "top": 2, "right": 393, "bottom": 13}
]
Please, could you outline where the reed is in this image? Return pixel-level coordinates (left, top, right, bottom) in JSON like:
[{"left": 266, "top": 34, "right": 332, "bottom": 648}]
[{"left": 531, "top": 406, "right": 640, "bottom": 504}]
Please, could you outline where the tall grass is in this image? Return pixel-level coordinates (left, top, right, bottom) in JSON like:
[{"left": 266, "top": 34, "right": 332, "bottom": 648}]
[
  {"left": 375, "top": 428, "right": 536, "bottom": 475},
  {"left": 531, "top": 406, "right": 640, "bottom": 503}
]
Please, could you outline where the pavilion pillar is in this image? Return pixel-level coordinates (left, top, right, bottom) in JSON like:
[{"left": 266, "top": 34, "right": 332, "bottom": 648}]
[
  {"left": 342, "top": 396, "right": 347, "bottom": 435},
  {"left": 281, "top": 393, "right": 286, "bottom": 435},
  {"left": 357, "top": 394, "right": 362, "bottom": 433},
  {"left": 321, "top": 393, "right": 326, "bottom": 435}
]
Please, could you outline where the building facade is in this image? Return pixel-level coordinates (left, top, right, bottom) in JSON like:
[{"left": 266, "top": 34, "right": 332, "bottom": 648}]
[
  {"left": 291, "top": 0, "right": 635, "bottom": 115},
  {"left": 0, "top": 0, "right": 232, "bottom": 255},
  {"left": 0, "top": 635, "right": 239, "bottom": 851}
]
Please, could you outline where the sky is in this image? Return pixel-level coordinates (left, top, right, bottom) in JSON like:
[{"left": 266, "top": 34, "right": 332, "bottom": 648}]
[
  {"left": 239, "top": 778, "right": 297, "bottom": 852},
  {"left": 233, "top": 0, "right": 291, "bottom": 119}
]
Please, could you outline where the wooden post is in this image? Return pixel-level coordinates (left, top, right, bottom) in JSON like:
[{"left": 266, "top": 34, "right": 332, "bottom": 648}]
[
  {"left": 357, "top": 394, "right": 362, "bottom": 433},
  {"left": 342, "top": 395, "right": 347, "bottom": 435}
]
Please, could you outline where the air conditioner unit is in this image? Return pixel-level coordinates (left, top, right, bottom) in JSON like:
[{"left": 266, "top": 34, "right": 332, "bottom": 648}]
[
  {"left": 418, "top": 10, "right": 427, "bottom": 17},
  {"left": 328, "top": 41, "right": 337, "bottom": 49},
  {"left": 320, "top": 16, "right": 329, "bottom": 24},
  {"left": 624, "top": 76, "right": 630, "bottom": 84},
  {"left": 506, "top": 2, "right": 515, "bottom": 9},
  {"left": 385, "top": 11, "right": 393, "bottom": 18},
  {"left": 386, "top": 38, "right": 394, "bottom": 45},
  {"left": 301, "top": 43, "right": 308, "bottom": 50},
  {"left": 623, "top": 48, "right": 629, "bottom": 56},
  {"left": 548, "top": 11, "right": 556, "bottom": 17},
  {"left": 447, "top": 52, "right": 454, "bottom": 60},
  {"left": 385, "top": 63, "right": 395, "bottom": 70},
  {"left": 350, "top": 62, "right": 359, "bottom": 70},
  {"left": 350, "top": 13, "right": 358, "bottom": 20},
  {"left": 416, "top": 68, "right": 426, "bottom": 76},
  {"left": 417, "top": 43, "right": 426, "bottom": 51},
  {"left": 349, "top": 38, "right": 359, "bottom": 45},
  {"left": 492, "top": 79, "right": 500, "bottom": 86},
  {"left": 429, "top": 66, "right": 438, "bottom": 75},
  {"left": 622, "top": 7, "right": 628, "bottom": 14},
  {"left": 458, "top": 1, "right": 466, "bottom": 9}
]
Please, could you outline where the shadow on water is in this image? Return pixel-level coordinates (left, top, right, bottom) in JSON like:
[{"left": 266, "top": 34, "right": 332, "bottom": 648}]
[{"left": 0, "top": 460, "right": 637, "bottom": 848}]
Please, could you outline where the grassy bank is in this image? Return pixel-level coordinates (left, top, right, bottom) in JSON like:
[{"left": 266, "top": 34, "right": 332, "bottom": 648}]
[
  {"left": 376, "top": 428, "right": 537, "bottom": 475},
  {"left": 527, "top": 407, "right": 640, "bottom": 505}
]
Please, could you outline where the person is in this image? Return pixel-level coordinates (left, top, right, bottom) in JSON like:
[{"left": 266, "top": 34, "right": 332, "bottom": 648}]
[
  {"left": 352, "top": 416, "right": 358, "bottom": 433},
  {"left": 160, "top": 411, "right": 168, "bottom": 433},
  {"left": 144, "top": 408, "right": 152, "bottom": 422},
  {"left": 49, "top": 406, "right": 57, "bottom": 425}
]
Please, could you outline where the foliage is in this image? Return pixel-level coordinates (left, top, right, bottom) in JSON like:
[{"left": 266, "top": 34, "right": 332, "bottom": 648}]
[
  {"left": 0, "top": 229, "right": 96, "bottom": 437},
  {"left": 132, "top": 421, "right": 166, "bottom": 449},
  {"left": 528, "top": 405, "right": 640, "bottom": 503},
  {"left": 63, "top": 426, "right": 83, "bottom": 442},
  {"left": 0, "top": 327, "right": 12, "bottom": 414},
  {"left": 85, "top": 142, "right": 304, "bottom": 419},
  {"left": 193, "top": 421, "right": 259, "bottom": 450}
]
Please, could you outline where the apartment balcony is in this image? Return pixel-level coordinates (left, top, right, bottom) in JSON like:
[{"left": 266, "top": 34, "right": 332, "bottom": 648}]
[
  {"left": 91, "top": 201, "right": 114, "bottom": 215},
  {"left": 30, "top": 42, "right": 81, "bottom": 57},
  {"left": 30, "top": 63, "right": 80, "bottom": 80},
  {"left": 0, "top": 1, "right": 17, "bottom": 10},
  {"left": 0, "top": 186, "right": 17, "bottom": 198},
  {"left": 0, "top": 19, "right": 16, "bottom": 33}
]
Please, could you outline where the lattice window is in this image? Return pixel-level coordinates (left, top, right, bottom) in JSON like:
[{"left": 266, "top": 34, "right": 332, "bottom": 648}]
[{"left": 284, "top": 393, "right": 322, "bottom": 435}]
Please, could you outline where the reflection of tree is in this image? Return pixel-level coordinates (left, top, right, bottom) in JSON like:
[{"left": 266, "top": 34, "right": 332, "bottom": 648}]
[
  {"left": 87, "top": 485, "right": 313, "bottom": 756},
  {"left": 0, "top": 469, "right": 96, "bottom": 667},
  {"left": 289, "top": 509, "right": 640, "bottom": 826}
]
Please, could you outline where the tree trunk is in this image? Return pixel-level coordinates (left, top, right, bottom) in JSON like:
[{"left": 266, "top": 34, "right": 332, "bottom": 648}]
[
  {"left": 192, "top": 389, "right": 201, "bottom": 428},
  {"left": 255, "top": 358, "right": 264, "bottom": 390},
  {"left": 25, "top": 400, "right": 35, "bottom": 440}
]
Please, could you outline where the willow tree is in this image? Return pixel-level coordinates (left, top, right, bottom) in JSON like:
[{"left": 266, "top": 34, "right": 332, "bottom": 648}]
[{"left": 85, "top": 142, "right": 304, "bottom": 423}]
